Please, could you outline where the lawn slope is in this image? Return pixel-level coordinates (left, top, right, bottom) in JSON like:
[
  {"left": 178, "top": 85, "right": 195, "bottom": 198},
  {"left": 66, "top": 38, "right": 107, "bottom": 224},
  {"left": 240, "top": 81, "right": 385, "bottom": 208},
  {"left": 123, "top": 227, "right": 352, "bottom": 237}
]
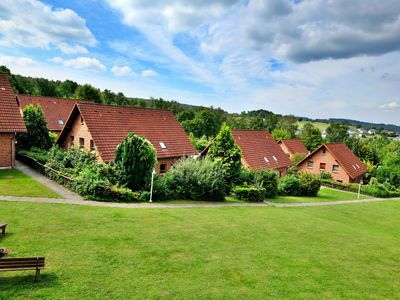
[{"left": 0, "top": 201, "right": 399, "bottom": 299}]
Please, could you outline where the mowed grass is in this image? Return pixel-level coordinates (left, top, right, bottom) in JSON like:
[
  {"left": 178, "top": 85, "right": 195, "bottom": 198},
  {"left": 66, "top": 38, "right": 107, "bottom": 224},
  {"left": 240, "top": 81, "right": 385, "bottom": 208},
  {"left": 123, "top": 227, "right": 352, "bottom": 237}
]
[
  {"left": 1, "top": 201, "right": 400, "bottom": 299},
  {"left": 0, "top": 169, "right": 61, "bottom": 198},
  {"left": 268, "top": 187, "right": 371, "bottom": 203}
]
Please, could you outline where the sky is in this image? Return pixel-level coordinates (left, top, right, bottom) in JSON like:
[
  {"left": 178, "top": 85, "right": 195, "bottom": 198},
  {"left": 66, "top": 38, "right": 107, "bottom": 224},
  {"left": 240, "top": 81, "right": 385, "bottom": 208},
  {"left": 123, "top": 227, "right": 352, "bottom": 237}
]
[{"left": 0, "top": 0, "right": 399, "bottom": 125}]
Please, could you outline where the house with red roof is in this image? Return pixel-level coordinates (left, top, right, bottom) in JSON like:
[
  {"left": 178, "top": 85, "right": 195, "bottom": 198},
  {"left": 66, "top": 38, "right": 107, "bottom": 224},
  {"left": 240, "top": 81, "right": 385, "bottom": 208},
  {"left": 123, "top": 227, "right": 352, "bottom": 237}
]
[
  {"left": 278, "top": 139, "right": 309, "bottom": 159},
  {"left": 0, "top": 74, "right": 27, "bottom": 168},
  {"left": 297, "top": 143, "right": 367, "bottom": 183},
  {"left": 17, "top": 95, "right": 76, "bottom": 136},
  {"left": 231, "top": 130, "right": 292, "bottom": 176},
  {"left": 57, "top": 102, "right": 196, "bottom": 173}
]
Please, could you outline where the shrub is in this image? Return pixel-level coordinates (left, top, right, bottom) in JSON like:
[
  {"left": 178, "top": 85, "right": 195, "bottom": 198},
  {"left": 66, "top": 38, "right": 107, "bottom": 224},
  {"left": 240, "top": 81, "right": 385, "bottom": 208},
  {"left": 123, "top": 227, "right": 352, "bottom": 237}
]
[
  {"left": 114, "top": 133, "right": 157, "bottom": 191},
  {"left": 19, "top": 147, "right": 49, "bottom": 164},
  {"left": 151, "top": 174, "right": 173, "bottom": 201},
  {"left": 298, "top": 172, "right": 321, "bottom": 196},
  {"left": 319, "top": 171, "right": 333, "bottom": 180},
  {"left": 278, "top": 175, "right": 303, "bottom": 196},
  {"left": 254, "top": 169, "right": 278, "bottom": 198},
  {"left": 164, "top": 158, "right": 226, "bottom": 201},
  {"left": 238, "top": 168, "right": 256, "bottom": 186},
  {"left": 233, "top": 186, "right": 266, "bottom": 202}
]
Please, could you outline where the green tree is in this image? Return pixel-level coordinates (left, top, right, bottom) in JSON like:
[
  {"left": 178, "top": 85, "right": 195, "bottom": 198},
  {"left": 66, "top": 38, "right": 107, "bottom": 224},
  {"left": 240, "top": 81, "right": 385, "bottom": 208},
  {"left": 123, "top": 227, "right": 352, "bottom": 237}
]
[
  {"left": 102, "top": 89, "right": 116, "bottom": 104},
  {"left": 33, "top": 78, "right": 58, "bottom": 97},
  {"left": 325, "top": 123, "right": 349, "bottom": 143},
  {"left": 300, "top": 123, "right": 323, "bottom": 151},
  {"left": 57, "top": 80, "right": 78, "bottom": 98},
  {"left": 271, "top": 128, "right": 291, "bottom": 140},
  {"left": 208, "top": 124, "right": 242, "bottom": 187},
  {"left": 276, "top": 116, "right": 297, "bottom": 138},
  {"left": 17, "top": 104, "right": 52, "bottom": 150},
  {"left": 114, "top": 133, "right": 157, "bottom": 191},
  {"left": 75, "top": 84, "right": 102, "bottom": 103},
  {"left": 181, "top": 110, "right": 220, "bottom": 138}
]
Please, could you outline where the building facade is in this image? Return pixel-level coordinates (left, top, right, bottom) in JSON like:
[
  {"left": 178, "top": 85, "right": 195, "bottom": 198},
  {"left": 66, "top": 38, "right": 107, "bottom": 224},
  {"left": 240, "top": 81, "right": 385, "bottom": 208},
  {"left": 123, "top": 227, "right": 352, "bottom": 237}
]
[{"left": 298, "top": 143, "right": 367, "bottom": 183}]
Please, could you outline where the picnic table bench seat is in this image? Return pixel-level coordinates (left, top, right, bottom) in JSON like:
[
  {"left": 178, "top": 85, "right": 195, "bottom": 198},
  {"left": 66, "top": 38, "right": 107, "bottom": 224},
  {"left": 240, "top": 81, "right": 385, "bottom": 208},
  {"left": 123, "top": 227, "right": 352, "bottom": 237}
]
[{"left": 0, "top": 223, "right": 6, "bottom": 236}]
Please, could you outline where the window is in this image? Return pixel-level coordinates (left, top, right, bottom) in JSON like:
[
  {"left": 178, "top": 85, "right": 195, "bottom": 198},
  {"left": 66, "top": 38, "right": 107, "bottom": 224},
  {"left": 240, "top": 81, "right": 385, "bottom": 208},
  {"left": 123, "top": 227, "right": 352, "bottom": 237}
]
[
  {"left": 264, "top": 156, "right": 269, "bottom": 163},
  {"left": 58, "top": 119, "right": 64, "bottom": 125},
  {"left": 159, "top": 141, "right": 167, "bottom": 149},
  {"left": 319, "top": 162, "right": 326, "bottom": 170},
  {"left": 79, "top": 138, "right": 84, "bottom": 149},
  {"left": 272, "top": 155, "right": 278, "bottom": 162},
  {"left": 90, "top": 140, "right": 95, "bottom": 151},
  {"left": 80, "top": 116, "right": 84, "bottom": 125},
  {"left": 332, "top": 164, "right": 339, "bottom": 173},
  {"left": 307, "top": 161, "right": 313, "bottom": 169},
  {"left": 322, "top": 148, "right": 326, "bottom": 153},
  {"left": 160, "top": 164, "right": 166, "bottom": 174}
]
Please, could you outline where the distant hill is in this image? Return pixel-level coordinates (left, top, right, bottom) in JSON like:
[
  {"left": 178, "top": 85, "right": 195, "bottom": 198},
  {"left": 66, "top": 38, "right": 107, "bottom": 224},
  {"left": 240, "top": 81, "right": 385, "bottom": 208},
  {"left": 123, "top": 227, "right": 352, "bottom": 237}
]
[{"left": 299, "top": 117, "right": 400, "bottom": 132}]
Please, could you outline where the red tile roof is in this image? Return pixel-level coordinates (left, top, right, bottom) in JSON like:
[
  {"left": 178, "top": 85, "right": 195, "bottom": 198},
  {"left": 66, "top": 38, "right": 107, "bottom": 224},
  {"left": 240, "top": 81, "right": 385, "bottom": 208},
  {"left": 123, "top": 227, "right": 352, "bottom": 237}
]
[
  {"left": 17, "top": 95, "right": 76, "bottom": 131},
  {"left": 279, "top": 139, "right": 309, "bottom": 155},
  {"left": 0, "top": 74, "right": 26, "bottom": 133},
  {"left": 324, "top": 143, "right": 367, "bottom": 179},
  {"left": 231, "top": 130, "right": 292, "bottom": 170},
  {"left": 59, "top": 102, "right": 196, "bottom": 162}
]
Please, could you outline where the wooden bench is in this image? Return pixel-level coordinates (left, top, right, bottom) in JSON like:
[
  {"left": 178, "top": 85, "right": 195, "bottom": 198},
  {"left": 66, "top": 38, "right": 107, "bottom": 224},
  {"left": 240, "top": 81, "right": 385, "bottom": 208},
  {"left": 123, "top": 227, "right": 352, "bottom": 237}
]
[
  {"left": 0, "top": 223, "right": 6, "bottom": 236},
  {"left": 0, "top": 257, "right": 45, "bottom": 281}
]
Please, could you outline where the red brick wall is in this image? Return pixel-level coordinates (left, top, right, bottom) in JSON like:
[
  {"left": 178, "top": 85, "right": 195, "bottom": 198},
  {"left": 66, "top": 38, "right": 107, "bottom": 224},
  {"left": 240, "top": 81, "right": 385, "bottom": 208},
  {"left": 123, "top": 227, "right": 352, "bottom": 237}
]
[
  {"left": 0, "top": 133, "right": 15, "bottom": 168},
  {"left": 298, "top": 147, "right": 351, "bottom": 183}
]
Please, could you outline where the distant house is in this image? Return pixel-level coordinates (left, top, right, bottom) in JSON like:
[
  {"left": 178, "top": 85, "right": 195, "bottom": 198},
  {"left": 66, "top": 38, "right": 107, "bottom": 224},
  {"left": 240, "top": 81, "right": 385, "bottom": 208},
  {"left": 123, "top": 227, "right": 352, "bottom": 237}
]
[
  {"left": 231, "top": 130, "right": 292, "bottom": 176},
  {"left": 321, "top": 130, "right": 327, "bottom": 139},
  {"left": 367, "top": 129, "right": 376, "bottom": 135},
  {"left": 278, "top": 139, "right": 309, "bottom": 159},
  {"left": 0, "top": 74, "right": 27, "bottom": 168},
  {"left": 57, "top": 102, "right": 196, "bottom": 173},
  {"left": 298, "top": 143, "right": 367, "bottom": 183},
  {"left": 17, "top": 95, "right": 76, "bottom": 136}
]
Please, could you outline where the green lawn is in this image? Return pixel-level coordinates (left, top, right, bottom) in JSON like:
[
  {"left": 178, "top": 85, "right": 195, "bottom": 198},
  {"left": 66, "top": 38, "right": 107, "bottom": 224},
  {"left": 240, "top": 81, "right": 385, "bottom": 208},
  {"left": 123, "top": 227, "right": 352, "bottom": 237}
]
[
  {"left": 268, "top": 187, "right": 371, "bottom": 203},
  {"left": 0, "top": 169, "right": 61, "bottom": 198},
  {"left": 1, "top": 201, "right": 400, "bottom": 299}
]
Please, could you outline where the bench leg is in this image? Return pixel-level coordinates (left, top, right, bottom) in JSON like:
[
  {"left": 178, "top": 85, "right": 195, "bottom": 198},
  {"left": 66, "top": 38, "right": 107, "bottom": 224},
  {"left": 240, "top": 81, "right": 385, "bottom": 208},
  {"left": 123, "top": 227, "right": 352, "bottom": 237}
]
[
  {"left": 35, "top": 269, "right": 40, "bottom": 282},
  {"left": 1, "top": 227, "right": 4, "bottom": 236}
]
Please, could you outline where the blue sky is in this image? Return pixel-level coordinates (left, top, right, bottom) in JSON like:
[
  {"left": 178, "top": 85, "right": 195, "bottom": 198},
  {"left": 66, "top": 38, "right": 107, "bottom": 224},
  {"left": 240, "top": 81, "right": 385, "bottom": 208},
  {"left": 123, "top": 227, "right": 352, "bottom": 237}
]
[{"left": 0, "top": 0, "right": 400, "bottom": 125}]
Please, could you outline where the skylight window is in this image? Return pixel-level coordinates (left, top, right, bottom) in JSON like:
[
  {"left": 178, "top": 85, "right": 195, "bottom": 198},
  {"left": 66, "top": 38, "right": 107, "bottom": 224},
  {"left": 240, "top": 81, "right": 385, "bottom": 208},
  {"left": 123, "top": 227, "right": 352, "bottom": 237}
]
[
  {"left": 352, "top": 165, "right": 357, "bottom": 170},
  {"left": 58, "top": 119, "right": 64, "bottom": 125},
  {"left": 159, "top": 141, "right": 167, "bottom": 149},
  {"left": 264, "top": 157, "right": 269, "bottom": 163},
  {"left": 355, "top": 163, "right": 360, "bottom": 169},
  {"left": 272, "top": 155, "right": 278, "bottom": 162}
]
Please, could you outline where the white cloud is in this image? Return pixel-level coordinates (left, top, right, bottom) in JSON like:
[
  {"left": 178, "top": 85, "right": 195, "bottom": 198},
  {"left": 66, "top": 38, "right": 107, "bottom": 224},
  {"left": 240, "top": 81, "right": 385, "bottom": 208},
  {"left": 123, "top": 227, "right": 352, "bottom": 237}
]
[
  {"left": 111, "top": 65, "right": 133, "bottom": 76},
  {"left": 0, "top": 0, "right": 96, "bottom": 50},
  {"left": 51, "top": 57, "right": 106, "bottom": 72},
  {"left": 58, "top": 43, "right": 88, "bottom": 54},
  {"left": 141, "top": 69, "right": 157, "bottom": 78},
  {"left": 0, "top": 55, "right": 37, "bottom": 67},
  {"left": 379, "top": 102, "right": 400, "bottom": 112}
]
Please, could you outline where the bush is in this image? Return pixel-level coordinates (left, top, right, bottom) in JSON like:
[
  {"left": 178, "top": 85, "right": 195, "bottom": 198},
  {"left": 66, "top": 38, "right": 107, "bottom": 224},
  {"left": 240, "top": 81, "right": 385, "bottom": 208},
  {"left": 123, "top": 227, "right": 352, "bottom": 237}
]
[
  {"left": 278, "top": 175, "right": 303, "bottom": 196},
  {"left": 19, "top": 147, "right": 49, "bottom": 164},
  {"left": 254, "top": 169, "right": 278, "bottom": 198},
  {"left": 298, "top": 172, "right": 321, "bottom": 196},
  {"left": 233, "top": 186, "right": 266, "bottom": 202},
  {"left": 164, "top": 158, "right": 226, "bottom": 201},
  {"left": 319, "top": 171, "right": 333, "bottom": 180},
  {"left": 151, "top": 174, "right": 173, "bottom": 201}
]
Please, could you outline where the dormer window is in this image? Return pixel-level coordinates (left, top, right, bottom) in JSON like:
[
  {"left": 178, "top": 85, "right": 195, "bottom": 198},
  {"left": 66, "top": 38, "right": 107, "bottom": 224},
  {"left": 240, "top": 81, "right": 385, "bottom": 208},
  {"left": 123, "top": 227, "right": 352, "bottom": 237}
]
[{"left": 159, "top": 141, "right": 167, "bottom": 149}]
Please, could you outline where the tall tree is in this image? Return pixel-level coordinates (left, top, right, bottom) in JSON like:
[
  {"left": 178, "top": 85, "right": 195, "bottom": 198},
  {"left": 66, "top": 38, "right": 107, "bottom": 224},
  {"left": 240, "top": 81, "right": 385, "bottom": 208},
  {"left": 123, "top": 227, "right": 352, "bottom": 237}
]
[
  {"left": 208, "top": 124, "right": 242, "bottom": 187},
  {"left": 17, "top": 104, "right": 52, "bottom": 150},
  {"left": 75, "top": 84, "right": 102, "bottom": 103},
  {"left": 325, "top": 123, "right": 349, "bottom": 143},
  {"left": 300, "top": 123, "right": 323, "bottom": 151},
  {"left": 114, "top": 133, "right": 157, "bottom": 191}
]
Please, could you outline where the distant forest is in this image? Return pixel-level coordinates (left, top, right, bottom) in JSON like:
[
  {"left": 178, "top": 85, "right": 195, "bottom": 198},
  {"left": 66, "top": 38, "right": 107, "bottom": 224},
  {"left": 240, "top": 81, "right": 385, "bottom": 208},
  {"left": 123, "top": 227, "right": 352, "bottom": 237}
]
[{"left": 1, "top": 65, "right": 399, "bottom": 134}]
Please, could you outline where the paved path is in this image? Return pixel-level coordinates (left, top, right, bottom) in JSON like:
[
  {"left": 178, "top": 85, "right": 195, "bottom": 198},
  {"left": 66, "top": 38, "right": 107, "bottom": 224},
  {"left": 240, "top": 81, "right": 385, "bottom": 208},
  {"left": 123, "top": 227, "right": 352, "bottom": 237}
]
[
  {"left": 15, "top": 161, "right": 83, "bottom": 201},
  {"left": 265, "top": 197, "right": 400, "bottom": 207}
]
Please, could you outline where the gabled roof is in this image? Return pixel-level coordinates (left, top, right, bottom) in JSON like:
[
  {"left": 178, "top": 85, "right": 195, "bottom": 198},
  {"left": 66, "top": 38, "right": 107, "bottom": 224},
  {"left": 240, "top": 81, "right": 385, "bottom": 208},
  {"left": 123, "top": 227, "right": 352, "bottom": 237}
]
[
  {"left": 58, "top": 102, "right": 196, "bottom": 162},
  {"left": 231, "top": 130, "right": 292, "bottom": 170},
  {"left": 17, "top": 95, "right": 76, "bottom": 131},
  {"left": 278, "top": 139, "right": 309, "bottom": 155},
  {"left": 0, "top": 74, "right": 26, "bottom": 133},
  {"left": 300, "top": 143, "right": 367, "bottom": 179}
]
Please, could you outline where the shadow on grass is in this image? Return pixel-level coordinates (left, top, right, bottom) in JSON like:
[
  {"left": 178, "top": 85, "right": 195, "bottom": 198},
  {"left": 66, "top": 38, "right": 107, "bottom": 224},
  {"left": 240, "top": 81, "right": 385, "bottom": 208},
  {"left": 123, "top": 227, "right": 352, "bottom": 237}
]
[{"left": 0, "top": 272, "right": 59, "bottom": 290}]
